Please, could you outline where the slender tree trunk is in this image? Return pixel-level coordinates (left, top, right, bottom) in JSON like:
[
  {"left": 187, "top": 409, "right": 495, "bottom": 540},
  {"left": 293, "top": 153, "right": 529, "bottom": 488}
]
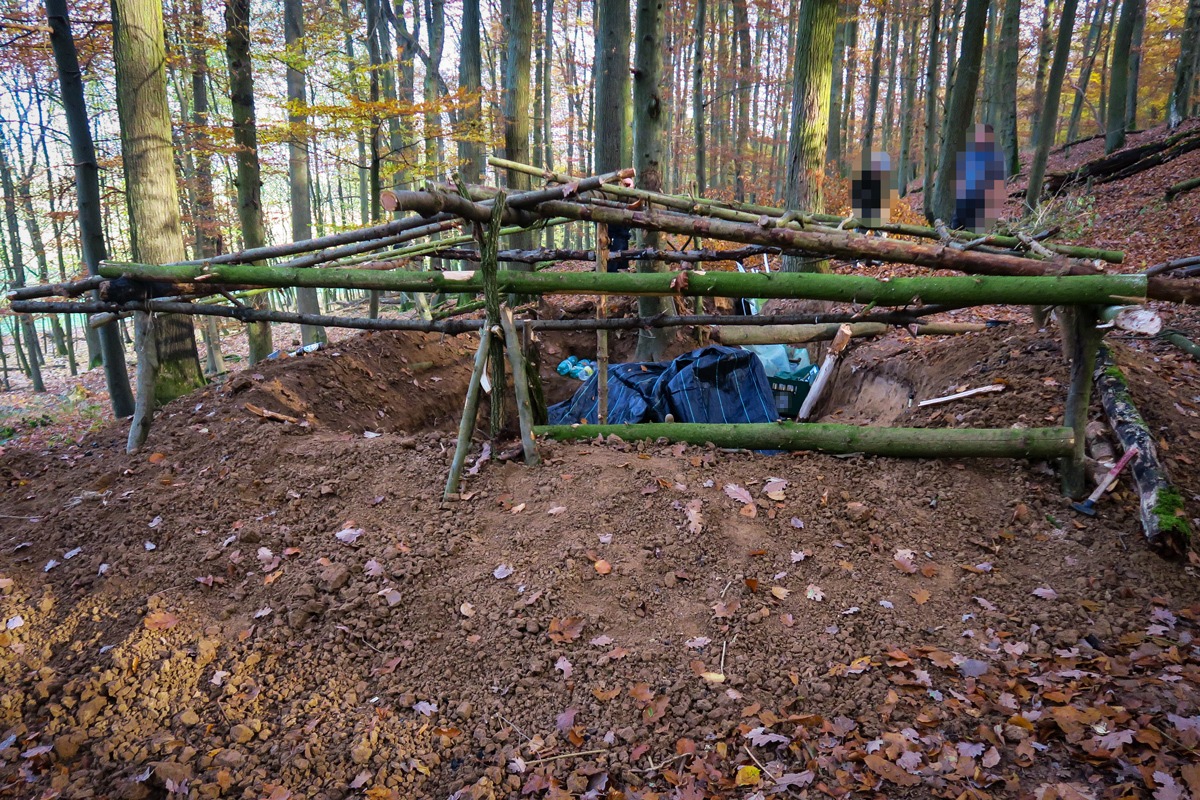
[
  {"left": 504, "top": 0, "right": 534, "bottom": 255},
  {"left": 995, "top": 0, "right": 1021, "bottom": 175},
  {"left": 1065, "top": 0, "right": 1112, "bottom": 146},
  {"left": 1124, "top": 0, "right": 1145, "bottom": 130},
  {"left": 862, "top": 13, "right": 886, "bottom": 155},
  {"left": 1169, "top": 0, "right": 1200, "bottom": 128},
  {"left": 826, "top": 2, "right": 848, "bottom": 177},
  {"left": 898, "top": 15, "right": 919, "bottom": 194},
  {"left": 46, "top": 0, "right": 134, "bottom": 411},
  {"left": 115, "top": 0, "right": 205, "bottom": 450},
  {"left": 840, "top": 10, "right": 859, "bottom": 171},
  {"left": 0, "top": 134, "right": 45, "bottom": 392},
  {"left": 1098, "top": 0, "right": 1118, "bottom": 130},
  {"left": 632, "top": 0, "right": 670, "bottom": 360},
  {"left": 883, "top": 14, "right": 900, "bottom": 152},
  {"left": 782, "top": 0, "right": 838, "bottom": 273},
  {"left": 732, "top": 0, "right": 751, "bottom": 202},
  {"left": 225, "top": 0, "right": 273, "bottom": 360},
  {"left": 1029, "top": 0, "right": 1055, "bottom": 142},
  {"left": 459, "top": 0, "right": 485, "bottom": 182},
  {"left": 929, "top": 0, "right": 991, "bottom": 224},
  {"left": 1104, "top": 0, "right": 1138, "bottom": 151},
  {"left": 981, "top": 0, "right": 999, "bottom": 126},
  {"left": 284, "top": 0, "right": 325, "bottom": 345},
  {"left": 543, "top": 0, "right": 554, "bottom": 173},
  {"left": 692, "top": 0, "right": 706, "bottom": 194},
  {"left": 1026, "top": 0, "right": 1080, "bottom": 211}
]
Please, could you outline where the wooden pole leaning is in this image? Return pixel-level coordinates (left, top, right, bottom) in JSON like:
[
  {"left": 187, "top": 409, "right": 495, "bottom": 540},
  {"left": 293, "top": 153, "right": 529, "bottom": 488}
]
[
  {"left": 444, "top": 331, "right": 492, "bottom": 500},
  {"left": 501, "top": 307, "right": 540, "bottom": 466},
  {"left": 596, "top": 223, "right": 610, "bottom": 424},
  {"left": 1061, "top": 305, "right": 1102, "bottom": 499}
]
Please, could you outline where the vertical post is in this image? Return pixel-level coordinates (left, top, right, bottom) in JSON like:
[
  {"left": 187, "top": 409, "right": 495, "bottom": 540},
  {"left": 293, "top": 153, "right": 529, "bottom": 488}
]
[
  {"left": 481, "top": 192, "right": 507, "bottom": 438},
  {"left": 1062, "top": 305, "right": 1101, "bottom": 498},
  {"left": 501, "top": 308, "right": 541, "bottom": 466},
  {"left": 595, "top": 222, "right": 610, "bottom": 423},
  {"left": 444, "top": 331, "right": 492, "bottom": 500}
]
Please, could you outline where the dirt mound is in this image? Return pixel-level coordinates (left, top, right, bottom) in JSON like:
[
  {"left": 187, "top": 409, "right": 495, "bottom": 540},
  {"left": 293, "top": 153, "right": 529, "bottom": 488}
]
[{"left": 1, "top": 323, "right": 1199, "bottom": 799}]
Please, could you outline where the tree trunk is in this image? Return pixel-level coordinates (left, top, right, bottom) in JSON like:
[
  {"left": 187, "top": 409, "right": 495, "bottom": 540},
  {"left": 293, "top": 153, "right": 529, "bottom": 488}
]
[
  {"left": 826, "top": 2, "right": 848, "bottom": 177},
  {"left": 46, "top": 0, "right": 134, "bottom": 411},
  {"left": 732, "top": 0, "right": 751, "bottom": 202},
  {"left": 114, "top": 0, "right": 205, "bottom": 449},
  {"left": 535, "top": 422, "right": 1076, "bottom": 459},
  {"left": 0, "top": 134, "right": 45, "bottom": 392},
  {"left": 994, "top": 0, "right": 1020, "bottom": 175},
  {"left": 1025, "top": 0, "right": 1081, "bottom": 211},
  {"left": 1104, "top": 0, "right": 1138, "bottom": 152},
  {"left": 632, "top": 0, "right": 671, "bottom": 361},
  {"left": 1169, "top": 0, "right": 1200, "bottom": 128},
  {"left": 922, "top": 0, "right": 942, "bottom": 212},
  {"left": 897, "top": 15, "right": 919, "bottom": 194},
  {"left": 883, "top": 14, "right": 900, "bottom": 151},
  {"left": 692, "top": 0, "right": 706, "bottom": 194},
  {"left": 862, "top": 13, "right": 886, "bottom": 155},
  {"left": 929, "top": 0, "right": 991, "bottom": 225},
  {"left": 284, "top": 0, "right": 326, "bottom": 346},
  {"left": 225, "top": 0, "right": 273, "bottom": 361},
  {"left": 782, "top": 0, "right": 838, "bottom": 276},
  {"left": 458, "top": 0, "right": 485, "bottom": 182},
  {"left": 1124, "top": 0, "right": 1145, "bottom": 130},
  {"left": 1029, "top": 0, "right": 1055, "bottom": 143},
  {"left": 840, "top": 10, "right": 859, "bottom": 174},
  {"left": 1065, "top": 0, "right": 1112, "bottom": 147},
  {"left": 503, "top": 0, "right": 534, "bottom": 255}
]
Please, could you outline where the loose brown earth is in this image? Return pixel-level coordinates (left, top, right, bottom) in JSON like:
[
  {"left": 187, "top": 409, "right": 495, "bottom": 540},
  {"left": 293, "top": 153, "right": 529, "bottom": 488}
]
[{"left": 3, "top": 127, "right": 1200, "bottom": 800}]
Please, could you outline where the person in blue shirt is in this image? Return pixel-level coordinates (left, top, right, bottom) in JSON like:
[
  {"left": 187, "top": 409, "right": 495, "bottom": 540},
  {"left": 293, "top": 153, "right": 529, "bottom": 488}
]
[{"left": 952, "top": 124, "right": 1006, "bottom": 232}]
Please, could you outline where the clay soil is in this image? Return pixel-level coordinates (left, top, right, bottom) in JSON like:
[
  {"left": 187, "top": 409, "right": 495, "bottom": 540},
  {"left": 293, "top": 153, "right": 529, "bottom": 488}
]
[{"left": 3, "top": 129, "right": 1200, "bottom": 800}]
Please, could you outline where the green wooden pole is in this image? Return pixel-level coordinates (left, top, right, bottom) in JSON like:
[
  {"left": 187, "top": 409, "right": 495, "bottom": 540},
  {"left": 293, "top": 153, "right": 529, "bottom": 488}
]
[{"left": 534, "top": 422, "right": 1076, "bottom": 459}]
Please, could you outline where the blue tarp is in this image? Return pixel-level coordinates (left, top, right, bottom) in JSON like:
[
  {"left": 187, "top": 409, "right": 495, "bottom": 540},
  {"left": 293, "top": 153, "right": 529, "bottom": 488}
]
[{"left": 547, "top": 345, "right": 779, "bottom": 426}]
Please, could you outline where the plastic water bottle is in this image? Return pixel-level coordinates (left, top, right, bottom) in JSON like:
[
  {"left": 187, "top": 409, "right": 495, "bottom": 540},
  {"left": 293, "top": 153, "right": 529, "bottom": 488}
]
[{"left": 557, "top": 356, "right": 579, "bottom": 376}]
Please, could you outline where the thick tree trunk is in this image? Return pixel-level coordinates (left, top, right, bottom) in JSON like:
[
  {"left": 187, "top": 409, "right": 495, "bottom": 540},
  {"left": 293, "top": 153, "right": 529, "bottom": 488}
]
[
  {"left": 1169, "top": 0, "right": 1200, "bottom": 128},
  {"left": 1025, "top": 0, "right": 1080, "bottom": 211},
  {"left": 503, "top": 0, "right": 534, "bottom": 255},
  {"left": 1104, "top": 0, "right": 1138, "bottom": 152},
  {"left": 284, "top": 0, "right": 326, "bottom": 346},
  {"left": 115, "top": 0, "right": 205, "bottom": 449},
  {"left": 782, "top": 0, "right": 838, "bottom": 273},
  {"left": 535, "top": 422, "right": 1077, "bottom": 459},
  {"left": 46, "top": 0, "right": 134, "bottom": 411},
  {"left": 929, "top": 0, "right": 991, "bottom": 225},
  {"left": 632, "top": 0, "right": 671, "bottom": 361},
  {"left": 458, "top": 0, "right": 485, "bottom": 183},
  {"left": 225, "top": 0, "right": 273, "bottom": 360},
  {"left": 1124, "top": 0, "right": 1145, "bottom": 130},
  {"left": 692, "top": 0, "right": 706, "bottom": 195},
  {"left": 994, "top": 0, "right": 1021, "bottom": 175}
]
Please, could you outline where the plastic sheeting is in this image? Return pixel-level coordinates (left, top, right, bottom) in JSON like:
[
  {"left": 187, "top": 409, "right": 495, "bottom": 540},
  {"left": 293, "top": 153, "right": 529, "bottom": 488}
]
[{"left": 547, "top": 345, "right": 779, "bottom": 426}]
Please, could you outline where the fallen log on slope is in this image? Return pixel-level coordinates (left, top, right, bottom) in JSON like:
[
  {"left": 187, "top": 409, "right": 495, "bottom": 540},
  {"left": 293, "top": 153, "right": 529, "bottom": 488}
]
[
  {"left": 1044, "top": 129, "right": 1200, "bottom": 194},
  {"left": 1165, "top": 177, "right": 1200, "bottom": 201},
  {"left": 1094, "top": 347, "right": 1191, "bottom": 557},
  {"left": 1158, "top": 329, "right": 1200, "bottom": 361},
  {"left": 533, "top": 422, "right": 1076, "bottom": 459}
]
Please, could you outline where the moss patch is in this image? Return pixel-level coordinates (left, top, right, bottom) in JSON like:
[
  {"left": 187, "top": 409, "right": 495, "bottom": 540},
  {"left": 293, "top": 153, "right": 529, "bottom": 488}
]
[{"left": 1153, "top": 487, "right": 1192, "bottom": 540}]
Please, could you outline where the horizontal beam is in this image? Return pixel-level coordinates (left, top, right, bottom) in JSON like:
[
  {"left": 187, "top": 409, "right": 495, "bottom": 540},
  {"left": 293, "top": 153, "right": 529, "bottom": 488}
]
[
  {"left": 534, "top": 423, "right": 1076, "bottom": 459},
  {"left": 97, "top": 262, "right": 1149, "bottom": 307}
]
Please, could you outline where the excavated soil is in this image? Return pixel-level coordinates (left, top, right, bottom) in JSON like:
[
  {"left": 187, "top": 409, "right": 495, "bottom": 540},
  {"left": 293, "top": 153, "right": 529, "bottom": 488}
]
[{"left": 2, "top": 320, "right": 1198, "bottom": 800}]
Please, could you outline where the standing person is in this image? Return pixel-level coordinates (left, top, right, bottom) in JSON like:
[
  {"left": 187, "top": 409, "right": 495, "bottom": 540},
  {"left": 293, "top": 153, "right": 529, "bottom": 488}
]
[
  {"left": 952, "top": 124, "right": 1006, "bottom": 232},
  {"left": 849, "top": 151, "right": 895, "bottom": 268}
]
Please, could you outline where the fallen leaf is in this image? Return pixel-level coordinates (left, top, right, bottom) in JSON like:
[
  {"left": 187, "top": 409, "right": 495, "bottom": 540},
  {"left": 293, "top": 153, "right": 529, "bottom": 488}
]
[
  {"left": 555, "top": 656, "right": 573, "bottom": 679},
  {"left": 745, "top": 726, "right": 790, "bottom": 747},
  {"left": 594, "top": 559, "right": 612, "bottom": 575},
  {"left": 724, "top": 484, "right": 753, "bottom": 504},
  {"left": 770, "top": 586, "right": 790, "bottom": 600},
  {"left": 865, "top": 754, "right": 921, "bottom": 786},
  {"left": 555, "top": 707, "right": 577, "bottom": 732},
  {"left": 684, "top": 636, "right": 711, "bottom": 649},
  {"left": 629, "top": 683, "right": 655, "bottom": 703},
  {"left": 364, "top": 559, "right": 384, "bottom": 577},
  {"left": 805, "top": 584, "right": 825, "bottom": 602},
  {"left": 791, "top": 549, "right": 811, "bottom": 562},
  {"left": 548, "top": 616, "right": 584, "bottom": 643},
  {"left": 1032, "top": 586, "right": 1059, "bottom": 600},
  {"left": 144, "top": 610, "right": 179, "bottom": 631},
  {"left": 592, "top": 686, "right": 621, "bottom": 702},
  {"left": 684, "top": 499, "right": 704, "bottom": 533},
  {"left": 459, "top": 602, "right": 475, "bottom": 618},
  {"left": 335, "top": 527, "right": 364, "bottom": 544},
  {"left": 910, "top": 588, "right": 931, "bottom": 605},
  {"left": 493, "top": 564, "right": 513, "bottom": 579},
  {"left": 148, "top": 452, "right": 166, "bottom": 464},
  {"left": 780, "top": 613, "right": 795, "bottom": 627},
  {"left": 735, "top": 765, "right": 761, "bottom": 787},
  {"left": 712, "top": 599, "right": 741, "bottom": 618},
  {"left": 254, "top": 606, "right": 273, "bottom": 619},
  {"left": 510, "top": 502, "right": 526, "bottom": 514},
  {"left": 377, "top": 588, "right": 402, "bottom": 606},
  {"left": 700, "top": 671, "right": 726, "bottom": 684},
  {"left": 590, "top": 634, "right": 614, "bottom": 646},
  {"left": 412, "top": 700, "right": 437, "bottom": 717},
  {"left": 893, "top": 549, "right": 918, "bottom": 573}
]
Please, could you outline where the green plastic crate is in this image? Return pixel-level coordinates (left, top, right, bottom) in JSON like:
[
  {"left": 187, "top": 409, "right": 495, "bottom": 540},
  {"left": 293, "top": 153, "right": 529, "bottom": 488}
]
[{"left": 770, "top": 375, "right": 812, "bottom": 418}]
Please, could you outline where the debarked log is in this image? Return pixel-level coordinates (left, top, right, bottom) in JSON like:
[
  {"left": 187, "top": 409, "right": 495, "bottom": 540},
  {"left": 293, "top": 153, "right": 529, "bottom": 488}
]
[{"left": 533, "top": 422, "right": 1076, "bottom": 459}]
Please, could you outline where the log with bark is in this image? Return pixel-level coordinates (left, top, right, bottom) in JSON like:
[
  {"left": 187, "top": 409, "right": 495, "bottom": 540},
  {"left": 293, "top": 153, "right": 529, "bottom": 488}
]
[
  {"left": 1165, "top": 176, "right": 1200, "bottom": 201},
  {"left": 96, "top": 262, "right": 1155, "bottom": 307},
  {"left": 1044, "top": 129, "right": 1200, "bottom": 193},
  {"left": 712, "top": 321, "right": 989, "bottom": 345},
  {"left": 1094, "top": 346, "right": 1191, "bottom": 556},
  {"left": 533, "top": 422, "right": 1076, "bottom": 459},
  {"left": 1158, "top": 329, "right": 1200, "bottom": 361}
]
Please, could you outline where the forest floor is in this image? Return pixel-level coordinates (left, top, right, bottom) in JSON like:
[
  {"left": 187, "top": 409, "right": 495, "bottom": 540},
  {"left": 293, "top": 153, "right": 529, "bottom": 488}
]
[{"left": 1, "top": 124, "right": 1199, "bottom": 800}]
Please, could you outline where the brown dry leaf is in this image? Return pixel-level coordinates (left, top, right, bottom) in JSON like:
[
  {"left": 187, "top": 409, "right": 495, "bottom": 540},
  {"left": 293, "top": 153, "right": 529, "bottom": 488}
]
[
  {"left": 700, "top": 671, "right": 726, "bottom": 684},
  {"left": 920, "top": 563, "right": 939, "bottom": 579},
  {"left": 910, "top": 588, "right": 932, "bottom": 605},
  {"left": 744, "top": 577, "right": 759, "bottom": 593},
  {"left": 148, "top": 452, "right": 166, "bottom": 464},
  {"left": 780, "top": 613, "right": 795, "bottom": 627},
  {"left": 684, "top": 499, "right": 704, "bottom": 534},
  {"left": 594, "top": 559, "right": 612, "bottom": 575},
  {"left": 712, "top": 599, "right": 741, "bottom": 618},
  {"left": 629, "top": 683, "right": 655, "bottom": 703},
  {"left": 548, "top": 616, "right": 584, "bottom": 643},
  {"left": 739, "top": 504, "right": 758, "bottom": 518},
  {"left": 864, "top": 754, "right": 921, "bottom": 786},
  {"left": 592, "top": 686, "right": 621, "bottom": 702},
  {"left": 264, "top": 571, "right": 283, "bottom": 586},
  {"left": 770, "top": 586, "right": 790, "bottom": 600},
  {"left": 893, "top": 549, "right": 918, "bottom": 574},
  {"left": 144, "top": 610, "right": 180, "bottom": 631},
  {"left": 838, "top": 560, "right": 854, "bottom": 571}
]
